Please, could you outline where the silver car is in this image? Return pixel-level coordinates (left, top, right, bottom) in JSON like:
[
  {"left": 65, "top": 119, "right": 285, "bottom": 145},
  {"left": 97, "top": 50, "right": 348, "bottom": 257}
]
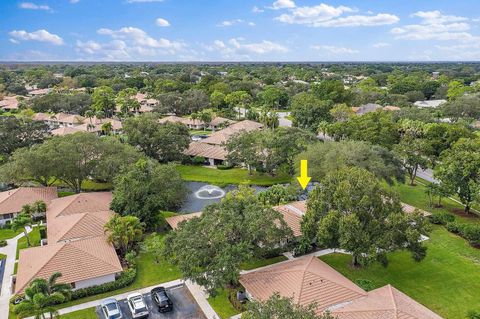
[
  {"left": 127, "top": 293, "right": 149, "bottom": 318},
  {"left": 101, "top": 298, "right": 122, "bottom": 319}
]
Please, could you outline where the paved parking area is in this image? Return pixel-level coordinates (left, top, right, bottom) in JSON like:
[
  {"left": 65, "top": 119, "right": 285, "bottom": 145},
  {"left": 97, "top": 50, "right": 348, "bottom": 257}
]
[{"left": 95, "top": 285, "right": 206, "bottom": 319}]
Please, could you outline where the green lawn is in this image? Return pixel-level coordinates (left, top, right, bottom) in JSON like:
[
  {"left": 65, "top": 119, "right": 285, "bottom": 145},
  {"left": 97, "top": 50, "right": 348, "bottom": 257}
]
[
  {"left": 321, "top": 226, "right": 480, "bottom": 319},
  {"left": 176, "top": 165, "right": 291, "bottom": 186},
  {"left": 49, "top": 179, "right": 113, "bottom": 192},
  {"left": 0, "top": 253, "right": 6, "bottom": 260},
  {"left": 60, "top": 307, "right": 97, "bottom": 319},
  {"left": 16, "top": 227, "right": 41, "bottom": 259},
  {"left": 208, "top": 289, "right": 241, "bottom": 319},
  {"left": 0, "top": 228, "right": 22, "bottom": 241},
  {"left": 241, "top": 255, "right": 288, "bottom": 270}
]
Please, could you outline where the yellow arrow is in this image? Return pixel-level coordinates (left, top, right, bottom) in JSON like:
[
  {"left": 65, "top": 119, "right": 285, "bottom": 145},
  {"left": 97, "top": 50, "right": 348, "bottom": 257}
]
[{"left": 297, "top": 159, "right": 311, "bottom": 190}]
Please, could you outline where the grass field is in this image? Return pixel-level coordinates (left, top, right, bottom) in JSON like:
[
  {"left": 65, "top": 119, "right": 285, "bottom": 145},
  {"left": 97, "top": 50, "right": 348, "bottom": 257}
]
[
  {"left": 208, "top": 289, "right": 241, "bottom": 319},
  {"left": 176, "top": 165, "right": 291, "bottom": 186},
  {"left": 0, "top": 228, "right": 22, "bottom": 241},
  {"left": 16, "top": 227, "right": 41, "bottom": 259},
  {"left": 60, "top": 307, "right": 97, "bottom": 319}
]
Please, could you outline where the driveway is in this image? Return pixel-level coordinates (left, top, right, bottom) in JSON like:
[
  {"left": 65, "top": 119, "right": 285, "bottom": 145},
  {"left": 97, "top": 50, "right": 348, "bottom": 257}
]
[{"left": 96, "top": 285, "right": 206, "bottom": 319}]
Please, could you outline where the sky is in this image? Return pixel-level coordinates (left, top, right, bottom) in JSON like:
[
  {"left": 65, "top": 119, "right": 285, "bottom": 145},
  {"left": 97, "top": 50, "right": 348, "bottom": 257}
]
[{"left": 1, "top": 0, "right": 480, "bottom": 62}]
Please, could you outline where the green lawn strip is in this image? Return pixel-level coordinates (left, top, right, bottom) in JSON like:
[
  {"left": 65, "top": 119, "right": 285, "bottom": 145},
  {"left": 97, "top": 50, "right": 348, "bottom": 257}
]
[
  {"left": 320, "top": 226, "right": 480, "bottom": 319},
  {"left": 51, "top": 233, "right": 181, "bottom": 310},
  {"left": 241, "top": 255, "right": 288, "bottom": 270},
  {"left": 0, "top": 253, "right": 6, "bottom": 260},
  {"left": 0, "top": 228, "right": 22, "bottom": 241},
  {"left": 49, "top": 179, "right": 113, "bottom": 192},
  {"left": 207, "top": 289, "right": 241, "bottom": 319},
  {"left": 176, "top": 165, "right": 291, "bottom": 186},
  {"left": 13, "top": 262, "right": 17, "bottom": 274},
  {"left": 16, "top": 227, "right": 41, "bottom": 259},
  {"left": 59, "top": 307, "right": 97, "bottom": 319}
]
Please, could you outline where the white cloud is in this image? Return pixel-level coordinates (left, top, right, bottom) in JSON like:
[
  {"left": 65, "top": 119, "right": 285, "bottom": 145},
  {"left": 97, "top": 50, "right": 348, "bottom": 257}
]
[
  {"left": 19, "top": 2, "right": 51, "bottom": 11},
  {"left": 206, "top": 38, "right": 288, "bottom": 59},
  {"left": 217, "top": 19, "right": 255, "bottom": 27},
  {"left": 272, "top": 0, "right": 296, "bottom": 10},
  {"left": 252, "top": 6, "right": 265, "bottom": 13},
  {"left": 9, "top": 29, "right": 63, "bottom": 45},
  {"left": 311, "top": 45, "right": 359, "bottom": 54},
  {"left": 77, "top": 26, "right": 184, "bottom": 60},
  {"left": 274, "top": 3, "right": 398, "bottom": 27},
  {"left": 373, "top": 42, "right": 390, "bottom": 48},
  {"left": 156, "top": 18, "right": 170, "bottom": 27},
  {"left": 391, "top": 10, "right": 479, "bottom": 42}
]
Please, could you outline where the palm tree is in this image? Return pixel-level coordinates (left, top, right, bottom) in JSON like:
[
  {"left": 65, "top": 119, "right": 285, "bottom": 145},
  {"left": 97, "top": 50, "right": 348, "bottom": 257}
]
[
  {"left": 14, "top": 273, "right": 70, "bottom": 319},
  {"left": 32, "top": 201, "right": 47, "bottom": 215},
  {"left": 105, "top": 215, "right": 144, "bottom": 256},
  {"left": 84, "top": 110, "right": 94, "bottom": 125},
  {"left": 101, "top": 122, "right": 113, "bottom": 136},
  {"left": 11, "top": 213, "right": 33, "bottom": 247}
]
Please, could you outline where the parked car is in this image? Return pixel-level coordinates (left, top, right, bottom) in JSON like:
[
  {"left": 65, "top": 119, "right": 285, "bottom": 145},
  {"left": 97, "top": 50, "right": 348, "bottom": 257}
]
[
  {"left": 151, "top": 287, "right": 173, "bottom": 313},
  {"left": 101, "top": 298, "right": 122, "bottom": 319},
  {"left": 127, "top": 293, "right": 149, "bottom": 318}
]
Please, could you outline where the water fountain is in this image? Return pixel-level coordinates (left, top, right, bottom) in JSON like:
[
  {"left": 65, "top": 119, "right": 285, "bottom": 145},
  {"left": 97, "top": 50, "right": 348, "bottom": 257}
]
[{"left": 194, "top": 184, "right": 226, "bottom": 200}]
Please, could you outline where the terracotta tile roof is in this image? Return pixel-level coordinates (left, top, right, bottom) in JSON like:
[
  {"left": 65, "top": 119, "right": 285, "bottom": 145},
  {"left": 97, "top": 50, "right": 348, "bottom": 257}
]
[
  {"left": 240, "top": 255, "right": 366, "bottom": 314},
  {"left": 75, "top": 118, "right": 123, "bottom": 133},
  {"left": 0, "top": 187, "right": 57, "bottom": 215},
  {"left": 165, "top": 212, "right": 202, "bottom": 230},
  {"left": 185, "top": 142, "right": 228, "bottom": 160},
  {"left": 28, "top": 88, "right": 50, "bottom": 96},
  {"left": 52, "top": 113, "right": 85, "bottom": 125},
  {"left": 33, "top": 112, "right": 51, "bottom": 121},
  {"left": 201, "top": 120, "right": 263, "bottom": 145},
  {"left": 0, "top": 96, "right": 20, "bottom": 110},
  {"left": 158, "top": 115, "right": 203, "bottom": 126},
  {"left": 15, "top": 235, "right": 122, "bottom": 294},
  {"left": 209, "top": 117, "right": 237, "bottom": 127},
  {"left": 384, "top": 105, "right": 401, "bottom": 111},
  {"left": 47, "top": 210, "right": 113, "bottom": 243},
  {"left": 273, "top": 201, "right": 307, "bottom": 237},
  {"left": 331, "top": 285, "right": 443, "bottom": 319},
  {"left": 401, "top": 203, "right": 432, "bottom": 217},
  {"left": 51, "top": 126, "right": 83, "bottom": 136},
  {"left": 46, "top": 192, "right": 112, "bottom": 219}
]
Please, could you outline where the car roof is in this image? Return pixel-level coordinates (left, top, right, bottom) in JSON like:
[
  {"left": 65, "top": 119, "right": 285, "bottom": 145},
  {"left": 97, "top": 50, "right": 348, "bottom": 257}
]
[{"left": 101, "top": 298, "right": 118, "bottom": 306}]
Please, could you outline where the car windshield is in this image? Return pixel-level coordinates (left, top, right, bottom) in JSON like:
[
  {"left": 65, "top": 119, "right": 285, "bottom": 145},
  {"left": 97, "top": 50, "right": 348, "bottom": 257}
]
[
  {"left": 109, "top": 314, "right": 121, "bottom": 319},
  {"left": 106, "top": 303, "right": 117, "bottom": 311},
  {"left": 134, "top": 306, "right": 147, "bottom": 313}
]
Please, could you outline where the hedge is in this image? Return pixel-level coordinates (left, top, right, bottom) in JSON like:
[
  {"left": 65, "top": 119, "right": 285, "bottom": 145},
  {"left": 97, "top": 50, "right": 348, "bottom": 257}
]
[
  {"left": 71, "top": 267, "right": 136, "bottom": 300},
  {"left": 428, "top": 212, "right": 455, "bottom": 225}
]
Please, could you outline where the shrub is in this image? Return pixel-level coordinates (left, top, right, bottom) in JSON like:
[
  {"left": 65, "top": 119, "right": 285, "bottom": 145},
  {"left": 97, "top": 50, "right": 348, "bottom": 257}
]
[
  {"left": 467, "top": 310, "right": 480, "bottom": 319},
  {"left": 355, "top": 279, "right": 375, "bottom": 291},
  {"left": 217, "top": 164, "right": 233, "bottom": 170},
  {"left": 428, "top": 212, "right": 455, "bottom": 225},
  {"left": 227, "top": 288, "right": 246, "bottom": 312},
  {"left": 192, "top": 156, "right": 206, "bottom": 165},
  {"left": 71, "top": 268, "right": 136, "bottom": 300},
  {"left": 39, "top": 226, "right": 47, "bottom": 239},
  {"left": 293, "top": 237, "right": 313, "bottom": 257},
  {"left": 461, "top": 225, "right": 480, "bottom": 247},
  {"left": 0, "top": 240, "right": 7, "bottom": 247},
  {"left": 446, "top": 221, "right": 462, "bottom": 234}
]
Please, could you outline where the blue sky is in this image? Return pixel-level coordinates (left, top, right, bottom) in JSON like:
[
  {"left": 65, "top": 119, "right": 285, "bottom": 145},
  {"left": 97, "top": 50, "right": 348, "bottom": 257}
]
[{"left": 1, "top": 0, "right": 480, "bottom": 61}]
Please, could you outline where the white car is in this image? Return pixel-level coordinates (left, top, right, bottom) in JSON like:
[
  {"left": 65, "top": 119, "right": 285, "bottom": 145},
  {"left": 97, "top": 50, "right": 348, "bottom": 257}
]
[
  {"left": 127, "top": 293, "right": 149, "bottom": 318},
  {"left": 101, "top": 298, "right": 122, "bottom": 319}
]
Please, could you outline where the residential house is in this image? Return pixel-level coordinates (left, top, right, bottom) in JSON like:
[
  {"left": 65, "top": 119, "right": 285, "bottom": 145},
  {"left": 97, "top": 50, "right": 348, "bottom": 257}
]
[
  {"left": 75, "top": 117, "right": 123, "bottom": 135},
  {"left": 239, "top": 255, "right": 442, "bottom": 319},
  {"left": 15, "top": 192, "right": 122, "bottom": 293},
  {"left": 159, "top": 115, "right": 236, "bottom": 130},
  {"left": 185, "top": 120, "right": 263, "bottom": 166},
  {"left": 414, "top": 100, "right": 447, "bottom": 108},
  {"left": 165, "top": 212, "right": 202, "bottom": 230},
  {"left": 0, "top": 187, "right": 57, "bottom": 225},
  {"left": 27, "top": 88, "right": 51, "bottom": 97},
  {"left": 0, "top": 96, "right": 20, "bottom": 112}
]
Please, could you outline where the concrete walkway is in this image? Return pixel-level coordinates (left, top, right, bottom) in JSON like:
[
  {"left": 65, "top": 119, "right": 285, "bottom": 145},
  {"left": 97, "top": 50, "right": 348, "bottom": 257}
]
[
  {"left": 185, "top": 280, "right": 220, "bottom": 319},
  {"left": 0, "top": 226, "right": 32, "bottom": 315}
]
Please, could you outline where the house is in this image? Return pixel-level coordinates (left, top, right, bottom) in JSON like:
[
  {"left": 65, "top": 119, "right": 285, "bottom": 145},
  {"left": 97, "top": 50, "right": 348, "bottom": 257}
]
[
  {"left": 28, "top": 88, "right": 51, "bottom": 97},
  {"left": 0, "top": 96, "right": 20, "bottom": 112},
  {"left": 75, "top": 118, "right": 123, "bottom": 135},
  {"left": 331, "top": 284, "right": 442, "bottom": 319},
  {"left": 158, "top": 115, "right": 236, "bottom": 130},
  {"left": 15, "top": 192, "right": 122, "bottom": 294},
  {"left": 51, "top": 126, "right": 84, "bottom": 136},
  {"left": 165, "top": 212, "right": 202, "bottom": 230},
  {"left": 414, "top": 100, "right": 447, "bottom": 108},
  {"left": 0, "top": 187, "right": 57, "bottom": 225},
  {"left": 36, "top": 112, "right": 85, "bottom": 128},
  {"left": 272, "top": 201, "right": 306, "bottom": 238},
  {"left": 352, "top": 103, "right": 383, "bottom": 115},
  {"left": 239, "top": 255, "right": 443, "bottom": 318},
  {"left": 185, "top": 120, "right": 263, "bottom": 166}
]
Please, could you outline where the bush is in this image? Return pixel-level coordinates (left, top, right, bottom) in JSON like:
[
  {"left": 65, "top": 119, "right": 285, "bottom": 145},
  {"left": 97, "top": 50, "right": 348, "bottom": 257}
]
[
  {"left": 217, "top": 164, "right": 233, "bottom": 170},
  {"left": 428, "top": 212, "right": 455, "bottom": 225},
  {"left": 461, "top": 225, "right": 480, "bottom": 247},
  {"left": 39, "top": 226, "right": 47, "bottom": 240},
  {"left": 467, "top": 310, "right": 480, "bottom": 319},
  {"left": 227, "top": 288, "right": 246, "bottom": 312},
  {"left": 446, "top": 221, "right": 462, "bottom": 234},
  {"left": 192, "top": 156, "right": 206, "bottom": 165},
  {"left": 355, "top": 279, "right": 375, "bottom": 291},
  {"left": 71, "top": 268, "right": 136, "bottom": 300},
  {"left": 0, "top": 240, "right": 7, "bottom": 247},
  {"left": 293, "top": 237, "right": 313, "bottom": 257}
]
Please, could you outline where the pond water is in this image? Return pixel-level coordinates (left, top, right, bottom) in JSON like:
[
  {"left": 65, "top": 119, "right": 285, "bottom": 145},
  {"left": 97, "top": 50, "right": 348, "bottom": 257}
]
[{"left": 179, "top": 181, "right": 267, "bottom": 213}]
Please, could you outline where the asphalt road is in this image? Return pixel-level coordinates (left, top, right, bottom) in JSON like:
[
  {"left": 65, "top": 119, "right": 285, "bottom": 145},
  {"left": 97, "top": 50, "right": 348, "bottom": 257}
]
[{"left": 96, "top": 285, "right": 206, "bottom": 319}]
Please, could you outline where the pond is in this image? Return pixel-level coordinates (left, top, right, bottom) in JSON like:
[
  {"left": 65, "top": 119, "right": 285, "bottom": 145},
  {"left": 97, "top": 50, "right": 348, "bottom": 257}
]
[{"left": 179, "top": 181, "right": 268, "bottom": 213}]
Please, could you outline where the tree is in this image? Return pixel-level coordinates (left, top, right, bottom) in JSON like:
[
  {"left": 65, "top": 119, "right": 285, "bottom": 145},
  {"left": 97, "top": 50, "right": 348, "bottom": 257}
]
[
  {"left": 116, "top": 88, "right": 140, "bottom": 115},
  {"left": 291, "top": 93, "right": 334, "bottom": 132},
  {"left": 91, "top": 86, "right": 115, "bottom": 116},
  {"left": 163, "top": 187, "right": 292, "bottom": 293},
  {"left": 210, "top": 90, "right": 226, "bottom": 108},
  {"left": 225, "top": 91, "right": 252, "bottom": 119},
  {"left": 258, "top": 184, "right": 300, "bottom": 206},
  {"left": 226, "top": 130, "right": 263, "bottom": 174},
  {"left": 104, "top": 215, "right": 144, "bottom": 256},
  {"left": 435, "top": 138, "right": 480, "bottom": 214},
  {"left": 447, "top": 80, "right": 469, "bottom": 100},
  {"left": 258, "top": 86, "right": 289, "bottom": 109},
  {"left": 442, "top": 94, "right": 480, "bottom": 121},
  {"left": 296, "top": 141, "right": 404, "bottom": 185},
  {"left": 394, "top": 137, "right": 430, "bottom": 185},
  {"left": 14, "top": 272, "right": 71, "bottom": 319},
  {"left": 303, "top": 167, "right": 428, "bottom": 267},
  {"left": 111, "top": 159, "right": 187, "bottom": 229},
  {"left": 11, "top": 213, "right": 33, "bottom": 247},
  {"left": 101, "top": 122, "right": 113, "bottom": 136},
  {"left": 0, "top": 117, "right": 49, "bottom": 163},
  {"left": 123, "top": 113, "right": 190, "bottom": 162},
  {"left": 312, "top": 80, "right": 348, "bottom": 103},
  {"left": 243, "top": 293, "right": 334, "bottom": 319}
]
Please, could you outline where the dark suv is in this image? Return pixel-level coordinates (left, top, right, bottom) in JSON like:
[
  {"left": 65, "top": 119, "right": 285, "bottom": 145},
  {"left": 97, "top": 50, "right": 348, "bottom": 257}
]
[{"left": 151, "top": 287, "right": 173, "bottom": 313}]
